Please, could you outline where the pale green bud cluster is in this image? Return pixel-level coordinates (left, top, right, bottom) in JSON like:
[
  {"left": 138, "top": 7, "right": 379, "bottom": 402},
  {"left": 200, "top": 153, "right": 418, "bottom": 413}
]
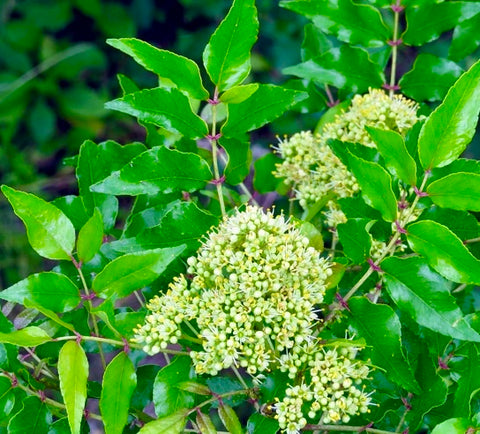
[
  {"left": 275, "top": 89, "right": 419, "bottom": 224},
  {"left": 133, "top": 206, "right": 332, "bottom": 376},
  {"left": 275, "top": 347, "right": 371, "bottom": 433}
]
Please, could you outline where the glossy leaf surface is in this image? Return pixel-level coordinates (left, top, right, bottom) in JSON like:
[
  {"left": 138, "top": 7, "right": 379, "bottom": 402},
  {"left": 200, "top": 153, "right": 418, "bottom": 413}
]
[
  {"left": 337, "top": 218, "right": 372, "bottom": 264},
  {"left": 219, "top": 137, "right": 251, "bottom": 185},
  {"left": 203, "top": 0, "right": 258, "bottom": 92},
  {"left": 100, "top": 352, "right": 137, "bottom": 434},
  {"left": 222, "top": 84, "right": 307, "bottom": 137},
  {"left": 453, "top": 344, "right": 480, "bottom": 415},
  {"left": 93, "top": 245, "right": 185, "bottom": 298},
  {"left": 407, "top": 220, "right": 480, "bottom": 285},
  {"left": 138, "top": 411, "right": 187, "bottom": 434},
  {"left": 106, "top": 88, "right": 208, "bottom": 139},
  {"left": 427, "top": 172, "right": 480, "bottom": 212},
  {"left": 0, "top": 272, "right": 80, "bottom": 313},
  {"left": 77, "top": 208, "right": 103, "bottom": 263},
  {"left": 382, "top": 257, "right": 480, "bottom": 341},
  {"left": 284, "top": 45, "right": 384, "bottom": 93},
  {"left": 218, "top": 403, "right": 243, "bottom": 434},
  {"left": 399, "top": 54, "right": 463, "bottom": 102},
  {"left": 91, "top": 146, "right": 212, "bottom": 196},
  {"left": 0, "top": 327, "right": 51, "bottom": 347},
  {"left": 7, "top": 396, "right": 51, "bottom": 434},
  {"left": 432, "top": 418, "right": 473, "bottom": 434},
  {"left": 366, "top": 126, "right": 417, "bottom": 185},
  {"left": 107, "top": 38, "right": 208, "bottom": 100},
  {"left": 349, "top": 297, "right": 420, "bottom": 393},
  {"left": 247, "top": 413, "right": 280, "bottom": 434},
  {"left": 450, "top": 13, "right": 480, "bottom": 61},
  {"left": 418, "top": 59, "right": 480, "bottom": 169},
  {"left": 1, "top": 185, "right": 75, "bottom": 260},
  {"left": 58, "top": 341, "right": 89, "bottom": 434}
]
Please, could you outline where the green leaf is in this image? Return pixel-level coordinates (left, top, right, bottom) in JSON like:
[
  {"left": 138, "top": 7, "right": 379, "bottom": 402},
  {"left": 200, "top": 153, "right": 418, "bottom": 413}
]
[
  {"left": 337, "top": 219, "right": 372, "bottom": 264},
  {"left": 284, "top": 45, "right": 384, "bottom": 94},
  {"left": 349, "top": 297, "right": 420, "bottom": 393},
  {"left": 218, "top": 403, "right": 243, "bottom": 434},
  {"left": 219, "top": 137, "right": 252, "bottom": 185},
  {"left": 301, "top": 23, "right": 332, "bottom": 61},
  {"left": 329, "top": 140, "right": 397, "bottom": 222},
  {"left": 153, "top": 356, "right": 195, "bottom": 418},
  {"left": 399, "top": 54, "right": 464, "bottom": 102},
  {"left": 281, "top": 0, "right": 389, "bottom": 48},
  {"left": 93, "top": 245, "right": 185, "bottom": 298},
  {"left": 58, "top": 341, "right": 89, "bottom": 434},
  {"left": 106, "top": 88, "right": 208, "bottom": 139},
  {"left": 0, "top": 327, "right": 51, "bottom": 347},
  {"left": 382, "top": 257, "right": 480, "bottom": 342},
  {"left": 427, "top": 172, "right": 480, "bottom": 212},
  {"left": 247, "top": 413, "right": 280, "bottom": 434},
  {"left": 403, "top": 2, "right": 480, "bottom": 46},
  {"left": 366, "top": 127, "right": 417, "bottom": 185},
  {"left": 77, "top": 208, "right": 103, "bottom": 263},
  {"left": 406, "top": 352, "right": 448, "bottom": 430},
  {"left": 131, "top": 365, "right": 160, "bottom": 411},
  {"left": 100, "top": 352, "right": 137, "bottom": 434},
  {"left": 138, "top": 410, "right": 187, "bottom": 434},
  {"left": 0, "top": 272, "right": 80, "bottom": 313},
  {"left": 220, "top": 83, "right": 259, "bottom": 104},
  {"left": 253, "top": 153, "right": 285, "bottom": 194},
  {"left": 418, "top": 59, "right": 480, "bottom": 169},
  {"left": 450, "top": 13, "right": 480, "bottom": 61},
  {"left": 203, "top": 0, "right": 258, "bottom": 92},
  {"left": 453, "top": 344, "right": 480, "bottom": 415},
  {"left": 407, "top": 220, "right": 480, "bottom": 285},
  {"left": 7, "top": 396, "right": 51, "bottom": 434},
  {"left": 177, "top": 381, "right": 211, "bottom": 396},
  {"left": 206, "top": 377, "right": 246, "bottom": 408},
  {"left": 432, "top": 418, "right": 473, "bottom": 434},
  {"left": 24, "top": 301, "right": 75, "bottom": 332},
  {"left": 221, "top": 84, "right": 307, "bottom": 137},
  {"left": 90, "top": 146, "right": 212, "bottom": 196},
  {"left": 107, "top": 38, "right": 208, "bottom": 100},
  {"left": 196, "top": 411, "right": 217, "bottom": 434},
  {"left": 1, "top": 185, "right": 75, "bottom": 260}
]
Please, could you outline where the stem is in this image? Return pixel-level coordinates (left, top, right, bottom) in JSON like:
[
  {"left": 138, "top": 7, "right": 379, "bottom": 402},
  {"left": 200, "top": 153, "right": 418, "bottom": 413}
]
[
  {"left": 73, "top": 259, "right": 106, "bottom": 369},
  {"left": 24, "top": 348, "right": 57, "bottom": 379},
  {"left": 186, "top": 389, "right": 249, "bottom": 416},
  {"left": 133, "top": 290, "right": 145, "bottom": 307},
  {"left": 210, "top": 88, "right": 227, "bottom": 217},
  {"left": 303, "top": 424, "right": 395, "bottom": 434},
  {"left": 388, "top": 1, "right": 402, "bottom": 96},
  {"left": 464, "top": 236, "right": 480, "bottom": 244}
]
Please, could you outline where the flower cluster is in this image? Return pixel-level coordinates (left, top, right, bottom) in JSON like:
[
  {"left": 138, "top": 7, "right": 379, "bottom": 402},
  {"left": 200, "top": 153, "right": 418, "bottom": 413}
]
[
  {"left": 134, "top": 206, "right": 332, "bottom": 375},
  {"left": 275, "top": 89, "right": 420, "bottom": 226},
  {"left": 275, "top": 347, "right": 371, "bottom": 433}
]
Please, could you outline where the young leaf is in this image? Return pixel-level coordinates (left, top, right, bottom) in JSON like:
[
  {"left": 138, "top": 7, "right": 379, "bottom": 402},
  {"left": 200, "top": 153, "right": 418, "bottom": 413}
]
[
  {"left": 58, "top": 341, "right": 89, "bottom": 434},
  {"left": 203, "top": 0, "right": 258, "bottom": 92},
  {"left": 196, "top": 411, "right": 217, "bottom": 434},
  {"left": 7, "top": 396, "right": 51, "bottom": 434},
  {"left": 407, "top": 220, "right": 480, "bottom": 285},
  {"left": 0, "top": 272, "right": 80, "bottom": 313},
  {"left": 100, "top": 352, "right": 137, "bottom": 434},
  {"left": 427, "top": 172, "right": 480, "bottom": 212},
  {"left": 107, "top": 38, "right": 208, "bottom": 100},
  {"left": 221, "top": 84, "right": 307, "bottom": 137},
  {"left": 399, "top": 54, "right": 464, "bottom": 102},
  {"left": 1, "top": 185, "right": 75, "bottom": 260},
  {"left": 218, "top": 403, "right": 243, "bottom": 434},
  {"left": 337, "top": 218, "right": 372, "bottom": 264},
  {"left": 418, "top": 59, "right": 480, "bottom": 169},
  {"left": 90, "top": 146, "right": 212, "bottom": 196},
  {"left": 349, "top": 297, "right": 420, "bottom": 393},
  {"left": 219, "top": 137, "right": 252, "bottom": 185},
  {"left": 77, "top": 208, "right": 103, "bottom": 263},
  {"left": 106, "top": 88, "right": 209, "bottom": 139},
  {"left": 453, "top": 344, "right": 480, "bottom": 415},
  {"left": 382, "top": 257, "right": 480, "bottom": 342},
  {"left": 138, "top": 410, "right": 187, "bottom": 434},
  {"left": 153, "top": 357, "right": 195, "bottom": 418},
  {"left": 329, "top": 140, "right": 397, "bottom": 222},
  {"left": 432, "top": 418, "right": 473, "bottom": 434},
  {"left": 366, "top": 126, "right": 417, "bottom": 185},
  {"left": 284, "top": 45, "right": 384, "bottom": 94},
  {"left": 0, "top": 327, "right": 51, "bottom": 347},
  {"left": 281, "top": 0, "right": 389, "bottom": 48},
  {"left": 93, "top": 245, "right": 186, "bottom": 298},
  {"left": 220, "top": 83, "right": 259, "bottom": 104}
]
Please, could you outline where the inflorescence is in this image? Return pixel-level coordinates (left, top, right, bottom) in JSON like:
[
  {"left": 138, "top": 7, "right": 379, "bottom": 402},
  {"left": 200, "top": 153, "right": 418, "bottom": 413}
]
[
  {"left": 133, "top": 206, "right": 372, "bottom": 433},
  {"left": 275, "top": 88, "right": 420, "bottom": 227}
]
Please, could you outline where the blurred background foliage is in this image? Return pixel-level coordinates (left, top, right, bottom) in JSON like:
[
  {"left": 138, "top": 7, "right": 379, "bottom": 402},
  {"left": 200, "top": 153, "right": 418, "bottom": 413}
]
[{"left": 1, "top": 0, "right": 479, "bottom": 290}]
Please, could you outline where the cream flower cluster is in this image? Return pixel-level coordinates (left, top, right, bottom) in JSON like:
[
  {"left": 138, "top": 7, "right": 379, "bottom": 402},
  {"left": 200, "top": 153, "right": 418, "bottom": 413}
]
[
  {"left": 133, "top": 206, "right": 332, "bottom": 375},
  {"left": 275, "top": 347, "right": 371, "bottom": 433},
  {"left": 275, "top": 89, "right": 420, "bottom": 226}
]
